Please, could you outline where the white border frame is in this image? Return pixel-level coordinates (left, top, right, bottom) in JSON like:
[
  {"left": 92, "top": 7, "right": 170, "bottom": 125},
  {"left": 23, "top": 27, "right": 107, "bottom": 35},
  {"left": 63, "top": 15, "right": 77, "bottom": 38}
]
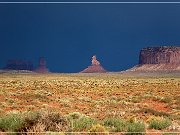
[
  {"left": 1, "top": 1, "right": 180, "bottom": 3},
  {"left": 0, "top": 1, "right": 179, "bottom": 134}
]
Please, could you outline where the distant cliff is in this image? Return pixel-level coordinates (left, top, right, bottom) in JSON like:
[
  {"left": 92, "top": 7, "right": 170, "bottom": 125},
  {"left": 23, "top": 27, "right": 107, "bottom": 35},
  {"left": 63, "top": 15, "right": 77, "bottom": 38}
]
[
  {"left": 128, "top": 46, "right": 180, "bottom": 71},
  {"left": 139, "top": 46, "right": 180, "bottom": 64},
  {"left": 3, "top": 57, "right": 49, "bottom": 73},
  {"left": 3, "top": 60, "right": 33, "bottom": 71}
]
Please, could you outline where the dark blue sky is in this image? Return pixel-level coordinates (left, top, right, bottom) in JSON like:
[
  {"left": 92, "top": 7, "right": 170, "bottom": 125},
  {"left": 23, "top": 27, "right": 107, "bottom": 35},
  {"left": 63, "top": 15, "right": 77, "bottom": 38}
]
[{"left": 0, "top": 1, "right": 180, "bottom": 72}]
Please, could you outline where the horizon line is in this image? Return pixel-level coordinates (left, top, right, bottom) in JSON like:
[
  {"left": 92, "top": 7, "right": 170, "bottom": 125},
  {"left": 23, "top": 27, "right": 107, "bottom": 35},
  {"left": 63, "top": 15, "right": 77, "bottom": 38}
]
[{"left": 1, "top": 1, "right": 180, "bottom": 4}]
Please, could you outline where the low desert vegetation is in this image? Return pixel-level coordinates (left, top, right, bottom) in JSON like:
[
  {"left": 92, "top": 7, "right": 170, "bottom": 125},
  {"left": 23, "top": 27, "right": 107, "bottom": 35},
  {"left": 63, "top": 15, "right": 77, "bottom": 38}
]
[
  {"left": 0, "top": 110, "right": 163, "bottom": 134},
  {"left": 149, "top": 118, "right": 172, "bottom": 130},
  {"left": 89, "top": 124, "right": 109, "bottom": 135},
  {"left": 103, "top": 117, "right": 146, "bottom": 134},
  {"left": 104, "top": 118, "right": 127, "bottom": 132},
  {"left": 0, "top": 110, "right": 70, "bottom": 133},
  {"left": 67, "top": 112, "right": 96, "bottom": 131},
  {"left": 0, "top": 112, "right": 25, "bottom": 132},
  {"left": 126, "top": 122, "right": 145, "bottom": 135},
  {"left": 0, "top": 73, "right": 179, "bottom": 134}
]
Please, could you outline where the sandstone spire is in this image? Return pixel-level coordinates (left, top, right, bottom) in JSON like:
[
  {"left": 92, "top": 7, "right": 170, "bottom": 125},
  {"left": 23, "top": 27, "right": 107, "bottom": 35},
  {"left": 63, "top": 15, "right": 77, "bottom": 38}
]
[
  {"left": 81, "top": 55, "right": 107, "bottom": 73},
  {"left": 35, "top": 57, "right": 49, "bottom": 73},
  {"left": 92, "top": 55, "right": 100, "bottom": 66}
]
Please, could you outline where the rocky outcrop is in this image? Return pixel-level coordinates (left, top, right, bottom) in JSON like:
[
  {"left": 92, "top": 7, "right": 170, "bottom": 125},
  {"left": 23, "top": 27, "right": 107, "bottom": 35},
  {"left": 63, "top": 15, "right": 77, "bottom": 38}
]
[
  {"left": 139, "top": 46, "right": 180, "bottom": 64},
  {"left": 34, "top": 57, "right": 49, "bottom": 73},
  {"left": 3, "top": 60, "right": 33, "bottom": 71},
  {"left": 81, "top": 55, "right": 107, "bottom": 73},
  {"left": 128, "top": 46, "right": 180, "bottom": 71}
]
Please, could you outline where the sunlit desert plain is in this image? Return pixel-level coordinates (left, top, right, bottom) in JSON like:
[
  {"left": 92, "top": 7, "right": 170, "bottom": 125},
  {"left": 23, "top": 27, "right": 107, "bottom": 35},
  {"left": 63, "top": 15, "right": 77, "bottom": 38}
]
[{"left": 0, "top": 72, "right": 179, "bottom": 134}]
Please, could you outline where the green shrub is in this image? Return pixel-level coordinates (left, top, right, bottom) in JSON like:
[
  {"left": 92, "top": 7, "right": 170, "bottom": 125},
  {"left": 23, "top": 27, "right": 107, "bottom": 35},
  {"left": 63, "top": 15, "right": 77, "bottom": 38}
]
[
  {"left": 131, "top": 97, "right": 141, "bottom": 103},
  {"left": 103, "top": 118, "right": 126, "bottom": 132},
  {"left": 149, "top": 118, "right": 171, "bottom": 130},
  {"left": 0, "top": 110, "right": 71, "bottom": 133},
  {"left": 67, "top": 112, "right": 84, "bottom": 120},
  {"left": 160, "top": 97, "right": 172, "bottom": 103},
  {"left": 0, "top": 112, "right": 25, "bottom": 132},
  {"left": 67, "top": 112, "right": 96, "bottom": 131},
  {"left": 89, "top": 124, "right": 109, "bottom": 135},
  {"left": 126, "top": 122, "right": 145, "bottom": 135},
  {"left": 72, "top": 116, "right": 96, "bottom": 131}
]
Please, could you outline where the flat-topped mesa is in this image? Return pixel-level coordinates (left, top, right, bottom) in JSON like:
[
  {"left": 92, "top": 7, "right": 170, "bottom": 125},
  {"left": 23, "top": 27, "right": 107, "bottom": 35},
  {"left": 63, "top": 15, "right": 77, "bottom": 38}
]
[
  {"left": 81, "top": 55, "right": 107, "bottom": 73},
  {"left": 34, "top": 57, "right": 49, "bottom": 73},
  {"left": 128, "top": 46, "right": 180, "bottom": 72},
  {"left": 139, "top": 46, "right": 180, "bottom": 64}
]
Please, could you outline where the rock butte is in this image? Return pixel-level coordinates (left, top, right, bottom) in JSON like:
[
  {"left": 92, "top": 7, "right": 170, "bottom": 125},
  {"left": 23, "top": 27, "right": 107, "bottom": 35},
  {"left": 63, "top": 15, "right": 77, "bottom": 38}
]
[
  {"left": 81, "top": 55, "right": 107, "bottom": 73},
  {"left": 34, "top": 57, "right": 49, "bottom": 73},
  {"left": 128, "top": 46, "right": 180, "bottom": 71},
  {"left": 3, "top": 60, "right": 34, "bottom": 71}
]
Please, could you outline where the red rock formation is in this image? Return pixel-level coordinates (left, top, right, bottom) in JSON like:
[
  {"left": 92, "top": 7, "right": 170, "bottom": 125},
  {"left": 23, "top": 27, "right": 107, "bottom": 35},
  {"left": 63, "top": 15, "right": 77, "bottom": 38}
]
[
  {"left": 81, "top": 55, "right": 107, "bottom": 73},
  {"left": 92, "top": 55, "right": 101, "bottom": 66},
  {"left": 128, "top": 46, "right": 180, "bottom": 71},
  {"left": 35, "top": 57, "right": 49, "bottom": 73},
  {"left": 139, "top": 46, "right": 180, "bottom": 64},
  {"left": 3, "top": 60, "right": 33, "bottom": 71}
]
